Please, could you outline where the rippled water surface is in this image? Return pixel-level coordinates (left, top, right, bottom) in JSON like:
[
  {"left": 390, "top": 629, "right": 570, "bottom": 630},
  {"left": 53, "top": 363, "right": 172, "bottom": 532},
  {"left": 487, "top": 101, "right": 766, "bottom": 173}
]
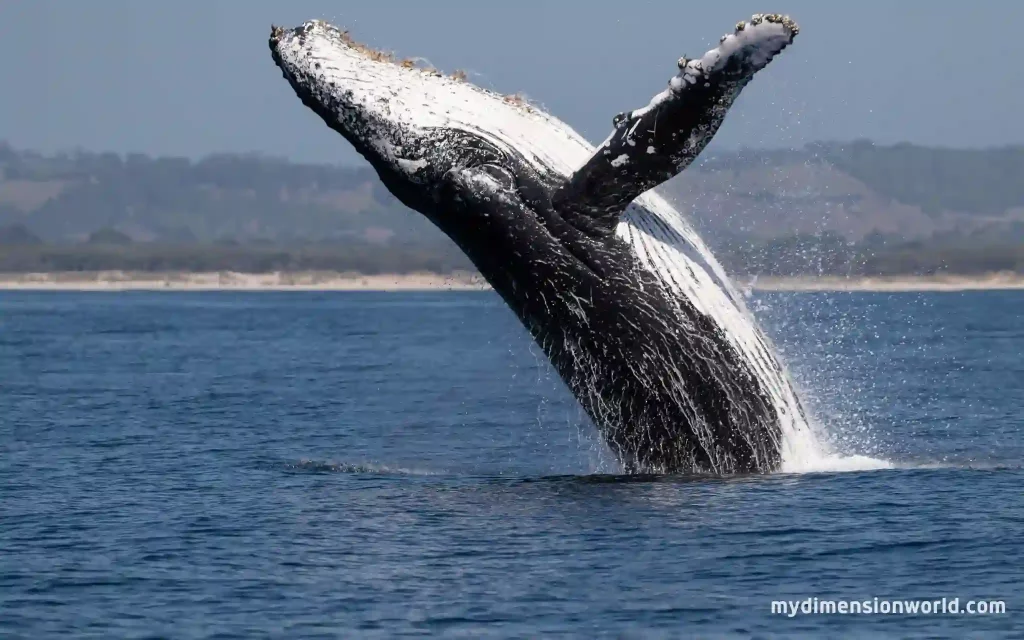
[{"left": 2, "top": 291, "right": 1021, "bottom": 638}]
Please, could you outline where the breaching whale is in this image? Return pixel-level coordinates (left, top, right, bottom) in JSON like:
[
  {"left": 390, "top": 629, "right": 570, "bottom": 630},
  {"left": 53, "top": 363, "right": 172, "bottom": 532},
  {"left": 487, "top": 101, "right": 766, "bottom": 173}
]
[{"left": 270, "top": 14, "right": 813, "bottom": 474}]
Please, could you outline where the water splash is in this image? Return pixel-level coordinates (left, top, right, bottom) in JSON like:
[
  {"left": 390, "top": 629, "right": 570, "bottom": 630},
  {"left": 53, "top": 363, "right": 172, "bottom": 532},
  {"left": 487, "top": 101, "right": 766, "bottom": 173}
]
[
  {"left": 621, "top": 194, "right": 844, "bottom": 473},
  {"left": 781, "top": 451, "right": 893, "bottom": 474},
  {"left": 747, "top": 290, "right": 926, "bottom": 474}
]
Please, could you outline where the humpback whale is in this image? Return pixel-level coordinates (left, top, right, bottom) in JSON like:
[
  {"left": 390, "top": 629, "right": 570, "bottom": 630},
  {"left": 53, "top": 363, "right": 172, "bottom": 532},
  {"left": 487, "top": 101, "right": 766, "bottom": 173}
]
[{"left": 270, "top": 14, "right": 814, "bottom": 474}]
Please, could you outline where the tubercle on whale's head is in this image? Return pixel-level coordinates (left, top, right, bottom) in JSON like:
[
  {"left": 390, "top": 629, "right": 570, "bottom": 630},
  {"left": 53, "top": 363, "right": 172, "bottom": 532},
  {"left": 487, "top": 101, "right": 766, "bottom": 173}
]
[
  {"left": 270, "top": 21, "right": 435, "bottom": 182},
  {"left": 269, "top": 20, "right": 542, "bottom": 195}
]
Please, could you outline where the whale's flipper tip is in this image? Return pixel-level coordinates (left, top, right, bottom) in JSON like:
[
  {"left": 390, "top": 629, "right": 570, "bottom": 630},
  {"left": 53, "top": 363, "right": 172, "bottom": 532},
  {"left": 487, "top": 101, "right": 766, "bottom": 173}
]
[
  {"left": 689, "top": 13, "right": 799, "bottom": 82},
  {"left": 554, "top": 13, "right": 800, "bottom": 227}
]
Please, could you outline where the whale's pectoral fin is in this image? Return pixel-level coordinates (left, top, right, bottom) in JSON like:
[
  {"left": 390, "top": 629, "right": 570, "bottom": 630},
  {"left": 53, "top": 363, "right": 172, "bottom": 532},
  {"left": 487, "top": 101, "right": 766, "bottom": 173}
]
[{"left": 553, "top": 14, "right": 798, "bottom": 232}]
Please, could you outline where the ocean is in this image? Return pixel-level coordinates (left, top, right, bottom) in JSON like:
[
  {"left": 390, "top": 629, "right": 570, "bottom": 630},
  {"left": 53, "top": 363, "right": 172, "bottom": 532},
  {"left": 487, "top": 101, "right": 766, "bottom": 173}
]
[{"left": 1, "top": 290, "right": 1021, "bottom": 638}]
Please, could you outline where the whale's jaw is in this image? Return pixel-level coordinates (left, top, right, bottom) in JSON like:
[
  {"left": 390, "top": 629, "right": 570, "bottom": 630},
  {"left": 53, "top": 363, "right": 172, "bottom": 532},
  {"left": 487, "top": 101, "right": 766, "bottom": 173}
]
[{"left": 269, "top": 20, "right": 598, "bottom": 189}]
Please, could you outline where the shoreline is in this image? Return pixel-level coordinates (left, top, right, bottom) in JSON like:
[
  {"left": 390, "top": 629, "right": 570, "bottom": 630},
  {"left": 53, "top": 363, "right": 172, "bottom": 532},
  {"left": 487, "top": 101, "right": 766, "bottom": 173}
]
[
  {"left": 746, "top": 273, "right": 1024, "bottom": 292},
  {"left": 0, "top": 271, "right": 489, "bottom": 291},
  {"left": 1, "top": 271, "right": 1024, "bottom": 292}
]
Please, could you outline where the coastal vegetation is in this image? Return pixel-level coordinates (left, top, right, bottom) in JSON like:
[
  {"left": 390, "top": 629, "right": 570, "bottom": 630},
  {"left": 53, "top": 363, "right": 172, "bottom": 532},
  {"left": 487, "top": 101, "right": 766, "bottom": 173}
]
[{"left": 3, "top": 141, "right": 1023, "bottom": 277}]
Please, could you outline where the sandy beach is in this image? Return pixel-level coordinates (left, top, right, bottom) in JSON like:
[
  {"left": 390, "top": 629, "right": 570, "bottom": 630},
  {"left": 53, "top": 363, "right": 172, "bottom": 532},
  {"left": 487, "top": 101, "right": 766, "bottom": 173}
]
[
  {"left": 0, "top": 271, "right": 489, "bottom": 291},
  {"left": 746, "top": 272, "right": 1024, "bottom": 292},
  {"left": 2, "top": 271, "right": 1024, "bottom": 292}
]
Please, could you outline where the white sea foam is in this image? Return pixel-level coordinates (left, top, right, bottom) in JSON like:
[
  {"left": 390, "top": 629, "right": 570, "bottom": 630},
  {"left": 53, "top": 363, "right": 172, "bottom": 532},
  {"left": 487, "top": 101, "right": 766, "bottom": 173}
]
[{"left": 781, "top": 453, "right": 894, "bottom": 474}]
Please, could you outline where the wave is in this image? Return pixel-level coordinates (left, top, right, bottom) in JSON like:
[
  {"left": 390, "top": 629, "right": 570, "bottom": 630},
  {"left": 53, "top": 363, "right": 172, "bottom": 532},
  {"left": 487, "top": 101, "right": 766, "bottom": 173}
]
[{"left": 281, "top": 459, "right": 444, "bottom": 476}]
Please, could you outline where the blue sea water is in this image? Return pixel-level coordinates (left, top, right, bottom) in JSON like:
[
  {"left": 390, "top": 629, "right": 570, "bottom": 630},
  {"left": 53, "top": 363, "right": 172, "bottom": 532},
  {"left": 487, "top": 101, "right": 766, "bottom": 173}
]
[{"left": 1, "top": 290, "right": 1021, "bottom": 638}]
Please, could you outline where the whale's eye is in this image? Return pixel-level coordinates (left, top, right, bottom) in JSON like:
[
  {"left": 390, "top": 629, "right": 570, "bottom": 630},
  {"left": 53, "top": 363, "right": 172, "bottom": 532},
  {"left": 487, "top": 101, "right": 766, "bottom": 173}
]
[
  {"left": 475, "top": 164, "right": 516, "bottom": 192},
  {"left": 440, "top": 130, "right": 510, "bottom": 172}
]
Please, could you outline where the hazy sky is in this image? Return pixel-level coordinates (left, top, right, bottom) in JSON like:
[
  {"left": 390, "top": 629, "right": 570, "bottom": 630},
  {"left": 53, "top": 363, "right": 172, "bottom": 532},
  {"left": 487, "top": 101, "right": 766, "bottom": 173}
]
[{"left": 2, "top": 1, "right": 1022, "bottom": 164}]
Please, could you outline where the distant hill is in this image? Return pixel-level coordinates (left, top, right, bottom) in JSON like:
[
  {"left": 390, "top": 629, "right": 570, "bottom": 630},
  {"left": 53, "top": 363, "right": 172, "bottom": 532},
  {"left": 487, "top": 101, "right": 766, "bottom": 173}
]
[
  {"left": 3, "top": 140, "right": 1023, "bottom": 248},
  {"left": 0, "top": 142, "right": 444, "bottom": 247},
  {"left": 2, "top": 140, "right": 1024, "bottom": 276},
  {"left": 86, "top": 227, "right": 134, "bottom": 246},
  {"left": 0, "top": 223, "right": 43, "bottom": 246},
  {"left": 666, "top": 141, "right": 1024, "bottom": 246}
]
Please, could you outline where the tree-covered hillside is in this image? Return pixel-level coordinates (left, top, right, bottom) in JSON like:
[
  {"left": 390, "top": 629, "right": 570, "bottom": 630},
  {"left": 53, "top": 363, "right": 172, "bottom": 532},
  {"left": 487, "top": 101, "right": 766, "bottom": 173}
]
[
  {"left": 3, "top": 140, "right": 1024, "bottom": 276},
  {"left": 0, "top": 143, "right": 442, "bottom": 245}
]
